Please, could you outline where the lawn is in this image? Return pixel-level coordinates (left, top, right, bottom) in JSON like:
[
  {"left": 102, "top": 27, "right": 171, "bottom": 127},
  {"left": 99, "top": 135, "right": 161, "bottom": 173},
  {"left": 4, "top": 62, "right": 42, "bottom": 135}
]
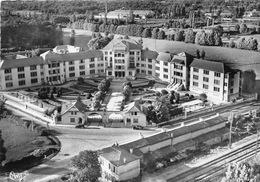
[{"left": 0, "top": 118, "right": 52, "bottom": 165}]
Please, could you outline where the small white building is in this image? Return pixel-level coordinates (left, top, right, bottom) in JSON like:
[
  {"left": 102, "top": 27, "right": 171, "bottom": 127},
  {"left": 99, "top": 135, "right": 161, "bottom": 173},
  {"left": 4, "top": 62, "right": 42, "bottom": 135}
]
[
  {"left": 58, "top": 97, "right": 88, "bottom": 125},
  {"left": 123, "top": 101, "right": 147, "bottom": 127},
  {"left": 99, "top": 146, "right": 141, "bottom": 182}
]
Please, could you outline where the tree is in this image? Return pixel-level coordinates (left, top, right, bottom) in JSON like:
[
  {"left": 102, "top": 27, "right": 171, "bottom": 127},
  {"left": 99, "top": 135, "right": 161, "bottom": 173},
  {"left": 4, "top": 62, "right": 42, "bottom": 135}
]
[
  {"left": 146, "top": 105, "right": 157, "bottom": 124},
  {"left": 199, "top": 93, "right": 207, "bottom": 102},
  {"left": 155, "top": 102, "right": 170, "bottom": 123},
  {"left": 71, "top": 150, "right": 101, "bottom": 182},
  {"left": 142, "top": 28, "right": 152, "bottom": 38},
  {"left": 221, "top": 162, "right": 260, "bottom": 182},
  {"left": 98, "top": 81, "right": 107, "bottom": 92},
  {"left": 157, "top": 30, "right": 166, "bottom": 40},
  {"left": 196, "top": 49, "right": 200, "bottom": 59},
  {"left": 169, "top": 90, "right": 175, "bottom": 104},
  {"left": 0, "top": 130, "right": 7, "bottom": 166},
  {"left": 195, "top": 30, "right": 207, "bottom": 45},
  {"left": 122, "top": 85, "right": 132, "bottom": 102},
  {"left": 151, "top": 28, "right": 159, "bottom": 39},
  {"left": 247, "top": 37, "right": 258, "bottom": 51},
  {"left": 201, "top": 50, "right": 205, "bottom": 59},
  {"left": 240, "top": 23, "right": 248, "bottom": 34},
  {"left": 174, "top": 29, "right": 184, "bottom": 41},
  {"left": 184, "top": 28, "right": 195, "bottom": 43},
  {"left": 70, "top": 29, "right": 75, "bottom": 46},
  {"left": 229, "top": 40, "right": 236, "bottom": 48}
]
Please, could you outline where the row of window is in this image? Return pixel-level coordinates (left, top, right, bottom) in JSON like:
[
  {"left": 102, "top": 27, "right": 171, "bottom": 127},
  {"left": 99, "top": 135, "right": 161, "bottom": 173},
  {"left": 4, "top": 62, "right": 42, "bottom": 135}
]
[
  {"left": 193, "top": 67, "right": 221, "bottom": 77},
  {"left": 193, "top": 82, "right": 220, "bottom": 92},
  {"left": 5, "top": 78, "right": 38, "bottom": 88}
]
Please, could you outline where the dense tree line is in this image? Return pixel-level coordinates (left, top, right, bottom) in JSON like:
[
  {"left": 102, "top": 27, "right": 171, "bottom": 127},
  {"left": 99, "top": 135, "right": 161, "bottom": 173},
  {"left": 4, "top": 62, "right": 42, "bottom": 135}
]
[{"left": 1, "top": 22, "right": 63, "bottom": 49}]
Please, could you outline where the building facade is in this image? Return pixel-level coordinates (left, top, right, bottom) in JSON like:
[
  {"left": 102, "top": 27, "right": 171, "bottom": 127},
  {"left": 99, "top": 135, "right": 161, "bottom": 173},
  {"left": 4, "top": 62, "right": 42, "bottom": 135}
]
[
  {"left": 0, "top": 38, "right": 242, "bottom": 102},
  {"left": 99, "top": 146, "right": 141, "bottom": 182},
  {"left": 189, "top": 59, "right": 241, "bottom": 102}
]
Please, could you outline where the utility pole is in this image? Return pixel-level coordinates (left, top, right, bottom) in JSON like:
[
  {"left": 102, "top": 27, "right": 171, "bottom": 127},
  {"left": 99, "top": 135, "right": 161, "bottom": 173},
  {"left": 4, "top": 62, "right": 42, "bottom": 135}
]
[{"left": 229, "top": 111, "right": 234, "bottom": 149}]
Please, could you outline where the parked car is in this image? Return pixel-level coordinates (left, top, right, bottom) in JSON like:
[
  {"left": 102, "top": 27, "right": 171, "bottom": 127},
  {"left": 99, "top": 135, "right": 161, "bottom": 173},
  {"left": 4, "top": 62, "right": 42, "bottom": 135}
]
[
  {"left": 133, "top": 125, "right": 144, "bottom": 130},
  {"left": 75, "top": 124, "right": 85, "bottom": 129}
]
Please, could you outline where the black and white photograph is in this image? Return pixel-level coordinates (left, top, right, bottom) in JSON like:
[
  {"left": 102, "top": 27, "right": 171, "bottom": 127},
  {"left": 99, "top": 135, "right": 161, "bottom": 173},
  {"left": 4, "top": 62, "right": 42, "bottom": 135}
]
[{"left": 0, "top": 0, "right": 260, "bottom": 181}]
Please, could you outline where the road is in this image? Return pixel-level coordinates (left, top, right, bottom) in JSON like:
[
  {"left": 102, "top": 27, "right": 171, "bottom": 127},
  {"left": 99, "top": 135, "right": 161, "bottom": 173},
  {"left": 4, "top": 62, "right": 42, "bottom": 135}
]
[{"left": 1, "top": 107, "right": 160, "bottom": 182}]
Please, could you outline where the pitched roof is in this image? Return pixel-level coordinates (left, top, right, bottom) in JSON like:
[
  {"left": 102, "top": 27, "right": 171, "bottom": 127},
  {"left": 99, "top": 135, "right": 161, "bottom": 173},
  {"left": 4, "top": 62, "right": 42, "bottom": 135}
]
[
  {"left": 61, "top": 98, "right": 88, "bottom": 115},
  {"left": 0, "top": 57, "right": 44, "bottom": 70},
  {"left": 44, "top": 50, "right": 103, "bottom": 63},
  {"left": 157, "top": 52, "right": 173, "bottom": 62},
  {"left": 190, "top": 59, "right": 226, "bottom": 73},
  {"left": 100, "top": 146, "right": 139, "bottom": 166},
  {"left": 102, "top": 38, "right": 142, "bottom": 51},
  {"left": 121, "top": 116, "right": 226, "bottom": 150},
  {"left": 142, "top": 49, "right": 158, "bottom": 60},
  {"left": 123, "top": 101, "right": 142, "bottom": 113}
]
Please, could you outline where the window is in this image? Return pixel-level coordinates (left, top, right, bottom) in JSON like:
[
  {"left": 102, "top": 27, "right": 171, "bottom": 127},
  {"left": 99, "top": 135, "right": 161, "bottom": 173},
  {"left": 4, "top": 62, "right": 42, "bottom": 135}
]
[
  {"left": 70, "top": 118, "right": 75, "bottom": 123},
  {"left": 148, "top": 64, "right": 152, "bottom": 69},
  {"left": 30, "top": 65, "right": 37, "bottom": 70},
  {"left": 90, "top": 70, "right": 95, "bottom": 74},
  {"left": 133, "top": 118, "right": 138, "bottom": 123},
  {"left": 31, "top": 78, "right": 38, "bottom": 84},
  {"left": 90, "top": 58, "right": 95, "bottom": 62},
  {"left": 79, "top": 65, "right": 85, "bottom": 70},
  {"left": 80, "top": 71, "right": 85, "bottom": 76},
  {"left": 89, "top": 64, "right": 95, "bottom": 68},
  {"left": 163, "top": 74, "right": 168, "bottom": 79},
  {"left": 230, "top": 80, "right": 234, "bottom": 86},
  {"left": 174, "top": 64, "right": 183, "bottom": 70},
  {"left": 174, "top": 71, "right": 183, "bottom": 77},
  {"left": 108, "top": 71, "right": 112, "bottom": 75},
  {"left": 127, "top": 118, "right": 131, "bottom": 123},
  {"left": 148, "top": 59, "right": 152, "bottom": 63},
  {"left": 193, "top": 82, "right": 198, "bottom": 86},
  {"left": 141, "top": 70, "right": 145, "bottom": 74},
  {"left": 141, "top": 64, "right": 145, "bottom": 67},
  {"left": 69, "top": 67, "right": 75, "bottom": 71},
  {"left": 4, "top": 69, "right": 11, "bottom": 74},
  {"left": 214, "top": 87, "right": 220, "bottom": 92},
  {"left": 80, "top": 60, "right": 84, "bottom": 64},
  {"left": 105, "top": 51, "right": 108, "bottom": 55},
  {"left": 214, "top": 79, "right": 220, "bottom": 85},
  {"left": 163, "top": 62, "right": 168, "bottom": 66},
  {"left": 203, "top": 77, "right": 209, "bottom": 82},
  {"left": 129, "top": 71, "right": 132, "bottom": 76},
  {"left": 6, "top": 82, "right": 13, "bottom": 88},
  {"left": 18, "top": 73, "right": 25, "bottom": 79},
  {"left": 130, "top": 51, "right": 135, "bottom": 55},
  {"left": 203, "top": 70, "right": 209, "bottom": 75},
  {"left": 193, "top": 68, "right": 199, "bottom": 73},
  {"left": 148, "top": 71, "right": 152, "bottom": 75},
  {"left": 17, "top": 67, "right": 24, "bottom": 72},
  {"left": 203, "top": 84, "right": 209, "bottom": 89},
  {"left": 69, "top": 61, "right": 74, "bottom": 65},
  {"left": 163, "top": 68, "right": 168, "bottom": 72},
  {"left": 193, "top": 75, "right": 199, "bottom": 80},
  {"left": 214, "top": 72, "right": 221, "bottom": 77},
  {"left": 19, "top": 80, "right": 26, "bottom": 86},
  {"left": 5, "top": 75, "right": 12, "bottom": 81},
  {"left": 230, "top": 88, "right": 233, "bottom": 94},
  {"left": 224, "top": 82, "right": 228, "bottom": 86},
  {"left": 69, "top": 73, "right": 75, "bottom": 77},
  {"left": 31, "top": 72, "right": 37, "bottom": 77},
  {"left": 155, "top": 66, "right": 160, "bottom": 70}
]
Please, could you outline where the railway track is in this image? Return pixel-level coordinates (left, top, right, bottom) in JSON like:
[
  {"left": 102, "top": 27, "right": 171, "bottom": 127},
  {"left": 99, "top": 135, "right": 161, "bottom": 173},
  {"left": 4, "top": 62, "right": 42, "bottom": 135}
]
[{"left": 167, "top": 139, "right": 260, "bottom": 182}]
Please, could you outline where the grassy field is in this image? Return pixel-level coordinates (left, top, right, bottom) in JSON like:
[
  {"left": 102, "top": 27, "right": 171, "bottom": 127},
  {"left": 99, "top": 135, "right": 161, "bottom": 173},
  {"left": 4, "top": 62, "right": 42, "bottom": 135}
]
[{"left": 0, "top": 118, "right": 51, "bottom": 165}]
